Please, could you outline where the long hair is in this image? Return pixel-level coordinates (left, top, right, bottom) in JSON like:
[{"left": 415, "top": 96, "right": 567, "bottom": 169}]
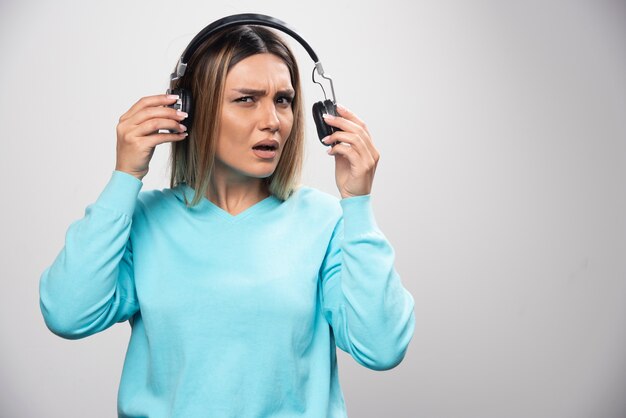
[{"left": 168, "top": 25, "right": 305, "bottom": 207}]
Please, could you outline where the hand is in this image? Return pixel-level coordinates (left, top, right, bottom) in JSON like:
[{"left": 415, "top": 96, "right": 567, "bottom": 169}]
[
  {"left": 115, "top": 94, "right": 189, "bottom": 181},
  {"left": 321, "top": 104, "right": 380, "bottom": 199}
]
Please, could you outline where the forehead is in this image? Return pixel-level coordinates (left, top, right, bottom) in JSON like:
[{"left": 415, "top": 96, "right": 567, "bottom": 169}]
[{"left": 225, "top": 53, "right": 292, "bottom": 87}]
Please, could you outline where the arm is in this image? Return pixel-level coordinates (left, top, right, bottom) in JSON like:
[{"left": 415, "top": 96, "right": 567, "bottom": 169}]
[
  {"left": 39, "top": 171, "right": 142, "bottom": 339},
  {"left": 40, "top": 94, "right": 186, "bottom": 339},
  {"left": 318, "top": 103, "right": 415, "bottom": 370},
  {"left": 319, "top": 194, "right": 415, "bottom": 371}
]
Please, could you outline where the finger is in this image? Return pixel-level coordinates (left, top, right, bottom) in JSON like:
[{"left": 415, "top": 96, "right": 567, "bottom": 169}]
[
  {"left": 326, "top": 133, "right": 378, "bottom": 169},
  {"left": 322, "top": 111, "right": 378, "bottom": 159},
  {"left": 335, "top": 103, "right": 371, "bottom": 136},
  {"left": 129, "top": 106, "right": 188, "bottom": 127},
  {"left": 324, "top": 130, "right": 380, "bottom": 164},
  {"left": 120, "top": 94, "right": 180, "bottom": 122},
  {"left": 327, "top": 141, "right": 367, "bottom": 168},
  {"left": 133, "top": 118, "right": 187, "bottom": 137},
  {"left": 322, "top": 113, "right": 367, "bottom": 138},
  {"left": 323, "top": 131, "right": 365, "bottom": 158}
]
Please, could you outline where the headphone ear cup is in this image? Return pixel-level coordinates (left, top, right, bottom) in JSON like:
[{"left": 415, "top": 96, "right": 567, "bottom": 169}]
[
  {"left": 324, "top": 99, "right": 338, "bottom": 117},
  {"left": 166, "top": 88, "right": 194, "bottom": 132},
  {"left": 312, "top": 100, "right": 339, "bottom": 145}
]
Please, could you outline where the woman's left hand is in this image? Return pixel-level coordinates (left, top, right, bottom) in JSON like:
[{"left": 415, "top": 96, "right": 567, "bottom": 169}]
[{"left": 322, "top": 104, "right": 380, "bottom": 199}]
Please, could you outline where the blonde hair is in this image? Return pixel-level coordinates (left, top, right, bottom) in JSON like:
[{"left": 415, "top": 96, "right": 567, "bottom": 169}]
[{"left": 168, "top": 25, "right": 305, "bottom": 207}]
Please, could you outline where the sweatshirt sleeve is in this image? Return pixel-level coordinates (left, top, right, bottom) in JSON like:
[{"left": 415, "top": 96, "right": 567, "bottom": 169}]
[
  {"left": 319, "top": 194, "right": 416, "bottom": 371},
  {"left": 39, "top": 170, "right": 142, "bottom": 340}
]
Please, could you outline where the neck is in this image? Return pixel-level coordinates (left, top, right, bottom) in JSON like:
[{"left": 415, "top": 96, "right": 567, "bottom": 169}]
[{"left": 206, "top": 168, "right": 270, "bottom": 216}]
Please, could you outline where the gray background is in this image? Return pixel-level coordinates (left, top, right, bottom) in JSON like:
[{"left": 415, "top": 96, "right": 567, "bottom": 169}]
[{"left": 1, "top": 0, "right": 625, "bottom": 417}]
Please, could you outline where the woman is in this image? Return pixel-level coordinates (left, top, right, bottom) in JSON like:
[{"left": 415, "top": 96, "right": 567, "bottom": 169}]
[{"left": 39, "top": 22, "right": 415, "bottom": 417}]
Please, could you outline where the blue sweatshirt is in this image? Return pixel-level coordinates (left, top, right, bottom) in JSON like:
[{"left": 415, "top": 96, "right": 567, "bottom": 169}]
[{"left": 39, "top": 170, "right": 415, "bottom": 418}]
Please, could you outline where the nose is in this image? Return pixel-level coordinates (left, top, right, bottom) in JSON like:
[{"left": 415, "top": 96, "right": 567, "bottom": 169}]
[{"left": 259, "top": 101, "right": 280, "bottom": 133}]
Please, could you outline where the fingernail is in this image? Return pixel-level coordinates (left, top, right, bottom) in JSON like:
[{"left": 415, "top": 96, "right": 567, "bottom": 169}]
[
  {"left": 322, "top": 113, "right": 334, "bottom": 119},
  {"left": 337, "top": 104, "right": 348, "bottom": 112},
  {"left": 179, "top": 124, "right": 187, "bottom": 132},
  {"left": 321, "top": 136, "right": 329, "bottom": 143},
  {"left": 167, "top": 94, "right": 180, "bottom": 100},
  {"left": 177, "top": 111, "right": 188, "bottom": 119}
]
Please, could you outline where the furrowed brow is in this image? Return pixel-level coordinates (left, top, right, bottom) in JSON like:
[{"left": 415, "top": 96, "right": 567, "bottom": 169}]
[
  {"left": 276, "top": 89, "right": 295, "bottom": 98},
  {"left": 231, "top": 88, "right": 295, "bottom": 97},
  {"left": 232, "top": 88, "right": 266, "bottom": 96}
]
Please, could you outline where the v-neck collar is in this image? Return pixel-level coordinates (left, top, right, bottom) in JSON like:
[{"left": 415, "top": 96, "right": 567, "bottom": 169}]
[{"left": 176, "top": 183, "right": 281, "bottom": 223}]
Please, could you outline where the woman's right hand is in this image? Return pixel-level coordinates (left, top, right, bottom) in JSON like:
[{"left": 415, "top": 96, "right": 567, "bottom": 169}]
[{"left": 115, "top": 94, "right": 189, "bottom": 181}]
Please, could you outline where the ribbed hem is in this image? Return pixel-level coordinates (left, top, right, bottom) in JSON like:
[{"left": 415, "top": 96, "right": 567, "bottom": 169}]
[
  {"left": 339, "top": 194, "right": 379, "bottom": 238},
  {"left": 94, "top": 170, "right": 143, "bottom": 218}
]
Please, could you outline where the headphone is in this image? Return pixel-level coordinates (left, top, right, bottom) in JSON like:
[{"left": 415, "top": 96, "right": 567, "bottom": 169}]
[{"left": 166, "top": 13, "right": 339, "bottom": 146}]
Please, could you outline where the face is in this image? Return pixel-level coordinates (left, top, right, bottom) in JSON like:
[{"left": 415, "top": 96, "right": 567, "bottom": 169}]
[{"left": 214, "top": 53, "right": 295, "bottom": 182}]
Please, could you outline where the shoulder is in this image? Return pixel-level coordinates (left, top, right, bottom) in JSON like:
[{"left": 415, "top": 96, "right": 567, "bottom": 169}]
[
  {"left": 291, "top": 185, "right": 337, "bottom": 202},
  {"left": 133, "top": 186, "right": 181, "bottom": 219},
  {"left": 137, "top": 189, "right": 167, "bottom": 207},
  {"left": 286, "top": 185, "right": 342, "bottom": 218}
]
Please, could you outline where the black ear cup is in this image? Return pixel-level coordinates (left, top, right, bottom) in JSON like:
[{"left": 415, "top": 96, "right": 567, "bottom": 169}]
[
  {"left": 312, "top": 100, "right": 340, "bottom": 146},
  {"left": 166, "top": 88, "right": 194, "bottom": 132}
]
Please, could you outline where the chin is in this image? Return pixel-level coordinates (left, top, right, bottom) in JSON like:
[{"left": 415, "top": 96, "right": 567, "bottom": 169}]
[
  {"left": 243, "top": 164, "right": 277, "bottom": 179},
  {"left": 255, "top": 169, "right": 277, "bottom": 179},
  {"left": 250, "top": 159, "right": 280, "bottom": 178}
]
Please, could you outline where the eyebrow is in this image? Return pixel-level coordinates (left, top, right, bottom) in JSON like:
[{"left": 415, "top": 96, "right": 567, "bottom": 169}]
[{"left": 231, "top": 88, "right": 295, "bottom": 97}]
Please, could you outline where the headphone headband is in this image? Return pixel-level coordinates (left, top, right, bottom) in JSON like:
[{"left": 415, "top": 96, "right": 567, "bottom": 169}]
[
  {"left": 171, "top": 13, "right": 321, "bottom": 81},
  {"left": 166, "top": 13, "right": 340, "bottom": 143}
]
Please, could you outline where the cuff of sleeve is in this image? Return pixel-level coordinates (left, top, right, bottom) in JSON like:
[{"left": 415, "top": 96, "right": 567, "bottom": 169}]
[
  {"left": 339, "top": 194, "right": 379, "bottom": 238},
  {"left": 94, "top": 170, "right": 143, "bottom": 218}
]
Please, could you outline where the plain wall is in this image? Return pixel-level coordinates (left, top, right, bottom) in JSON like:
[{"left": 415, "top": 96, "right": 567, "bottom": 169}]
[{"left": 1, "top": 0, "right": 625, "bottom": 417}]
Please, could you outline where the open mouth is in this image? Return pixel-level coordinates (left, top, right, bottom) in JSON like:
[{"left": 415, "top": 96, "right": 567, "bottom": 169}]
[
  {"left": 252, "top": 144, "right": 278, "bottom": 159},
  {"left": 252, "top": 144, "right": 277, "bottom": 151}
]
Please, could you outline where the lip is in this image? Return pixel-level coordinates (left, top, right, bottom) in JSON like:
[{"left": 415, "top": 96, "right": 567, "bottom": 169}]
[{"left": 252, "top": 139, "right": 280, "bottom": 150}]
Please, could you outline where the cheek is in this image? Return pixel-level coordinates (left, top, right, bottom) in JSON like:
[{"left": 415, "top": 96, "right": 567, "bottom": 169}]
[
  {"left": 280, "top": 112, "right": 294, "bottom": 138},
  {"left": 219, "top": 111, "right": 249, "bottom": 146}
]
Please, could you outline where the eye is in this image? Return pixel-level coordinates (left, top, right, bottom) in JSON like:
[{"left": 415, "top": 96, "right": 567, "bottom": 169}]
[
  {"left": 276, "top": 95, "right": 294, "bottom": 106},
  {"left": 235, "top": 96, "right": 255, "bottom": 103}
]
